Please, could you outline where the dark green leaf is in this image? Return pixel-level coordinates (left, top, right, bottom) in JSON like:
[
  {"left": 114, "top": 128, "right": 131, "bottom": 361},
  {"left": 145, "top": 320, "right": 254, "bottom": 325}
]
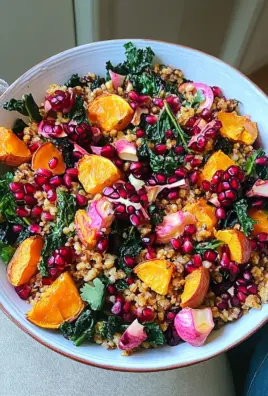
[
  {"left": 60, "top": 308, "right": 95, "bottom": 346},
  {"left": 80, "top": 278, "right": 105, "bottom": 311},
  {"left": 148, "top": 148, "right": 181, "bottom": 175},
  {"left": 12, "top": 119, "right": 27, "bottom": 135},
  {"left": 65, "top": 73, "right": 81, "bottom": 88},
  {"left": 148, "top": 205, "right": 164, "bottom": 225},
  {"left": 118, "top": 227, "right": 143, "bottom": 274},
  {"left": 90, "top": 76, "right": 105, "bottom": 90},
  {"left": 115, "top": 279, "right": 128, "bottom": 292},
  {"left": 243, "top": 149, "right": 268, "bottom": 179},
  {"left": 38, "top": 190, "right": 76, "bottom": 276},
  {"left": 0, "top": 173, "right": 27, "bottom": 226},
  {"left": 0, "top": 241, "right": 15, "bottom": 264},
  {"left": 214, "top": 136, "right": 233, "bottom": 155},
  {"left": 144, "top": 322, "right": 165, "bottom": 345},
  {"left": 195, "top": 239, "right": 223, "bottom": 254},
  {"left": 17, "top": 228, "right": 31, "bottom": 244},
  {"left": 66, "top": 95, "right": 88, "bottom": 124},
  {"left": 99, "top": 315, "right": 122, "bottom": 340},
  {"left": 4, "top": 94, "right": 41, "bottom": 122},
  {"left": 190, "top": 89, "right": 205, "bottom": 108},
  {"left": 164, "top": 101, "right": 189, "bottom": 151},
  {"left": 233, "top": 199, "right": 256, "bottom": 236},
  {"left": 124, "top": 42, "right": 155, "bottom": 74},
  {"left": 3, "top": 98, "right": 28, "bottom": 116},
  {"left": 137, "top": 139, "right": 149, "bottom": 158},
  {"left": 51, "top": 138, "right": 75, "bottom": 168}
]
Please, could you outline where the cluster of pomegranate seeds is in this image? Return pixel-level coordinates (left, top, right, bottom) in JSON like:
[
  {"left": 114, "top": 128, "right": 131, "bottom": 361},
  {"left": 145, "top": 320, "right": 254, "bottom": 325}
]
[
  {"left": 39, "top": 120, "right": 64, "bottom": 138},
  {"left": 103, "top": 182, "right": 148, "bottom": 226},
  {"left": 15, "top": 284, "right": 32, "bottom": 300},
  {"left": 134, "top": 306, "right": 155, "bottom": 322},
  {"left": 47, "top": 246, "right": 75, "bottom": 280},
  {"left": 129, "top": 162, "right": 150, "bottom": 179},
  {"left": 203, "top": 166, "right": 245, "bottom": 207},
  {"left": 165, "top": 95, "right": 181, "bottom": 113},
  {"left": 45, "top": 89, "right": 75, "bottom": 114}
]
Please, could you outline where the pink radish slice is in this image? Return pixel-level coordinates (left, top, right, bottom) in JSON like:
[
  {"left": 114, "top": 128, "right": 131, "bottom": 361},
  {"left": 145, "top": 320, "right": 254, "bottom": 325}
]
[
  {"left": 179, "top": 82, "right": 214, "bottom": 111},
  {"left": 109, "top": 70, "right": 126, "bottom": 89}
]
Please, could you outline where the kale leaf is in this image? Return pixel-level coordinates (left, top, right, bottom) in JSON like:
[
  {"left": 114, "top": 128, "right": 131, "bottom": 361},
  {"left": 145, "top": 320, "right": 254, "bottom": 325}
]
[
  {"left": 99, "top": 315, "right": 122, "bottom": 340},
  {"left": 144, "top": 322, "right": 165, "bottom": 346},
  {"left": 66, "top": 95, "right": 88, "bottom": 124},
  {"left": 0, "top": 241, "right": 15, "bottom": 264},
  {"left": 148, "top": 204, "right": 164, "bottom": 225},
  {"left": 148, "top": 148, "right": 181, "bottom": 174},
  {"left": 164, "top": 101, "right": 189, "bottom": 150},
  {"left": 137, "top": 139, "right": 149, "bottom": 158},
  {"left": 65, "top": 73, "right": 81, "bottom": 88},
  {"left": 4, "top": 94, "right": 42, "bottom": 122},
  {"left": 38, "top": 190, "right": 76, "bottom": 276},
  {"left": 0, "top": 173, "right": 27, "bottom": 226},
  {"left": 60, "top": 308, "right": 95, "bottom": 346},
  {"left": 195, "top": 239, "right": 223, "bottom": 254},
  {"left": 12, "top": 119, "right": 28, "bottom": 135},
  {"left": 214, "top": 136, "right": 233, "bottom": 155},
  {"left": 244, "top": 148, "right": 268, "bottom": 179},
  {"left": 105, "top": 60, "right": 129, "bottom": 79},
  {"left": 118, "top": 227, "right": 143, "bottom": 274},
  {"left": 17, "top": 227, "right": 31, "bottom": 244},
  {"left": 80, "top": 278, "right": 106, "bottom": 311},
  {"left": 233, "top": 199, "right": 256, "bottom": 236},
  {"left": 52, "top": 138, "right": 75, "bottom": 168},
  {"left": 90, "top": 76, "right": 105, "bottom": 90},
  {"left": 115, "top": 279, "right": 128, "bottom": 292}
]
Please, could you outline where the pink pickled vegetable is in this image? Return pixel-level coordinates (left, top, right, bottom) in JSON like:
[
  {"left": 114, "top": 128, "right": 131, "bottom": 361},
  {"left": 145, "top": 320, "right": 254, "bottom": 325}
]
[
  {"left": 87, "top": 198, "right": 115, "bottom": 230},
  {"left": 119, "top": 319, "right": 147, "bottom": 350},
  {"left": 156, "top": 211, "right": 196, "bottom": 244},
  {"left": 246, "top": 179, "right": 268, "bottom": 198},
  {"left": 179, "top": 82, "right": 214, "bottom": 111},
  {"left": 114, "top": 139, "right": 138, "bottom": 161},
  {"left": 109, "top": 70, "right": 126, "bottom": 90}
]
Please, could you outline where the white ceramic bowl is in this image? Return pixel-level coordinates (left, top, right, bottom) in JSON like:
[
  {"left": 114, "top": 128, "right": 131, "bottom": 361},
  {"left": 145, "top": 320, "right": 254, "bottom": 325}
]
[{"left": 0, "top": 39, "right": 267, "bottom": 372}]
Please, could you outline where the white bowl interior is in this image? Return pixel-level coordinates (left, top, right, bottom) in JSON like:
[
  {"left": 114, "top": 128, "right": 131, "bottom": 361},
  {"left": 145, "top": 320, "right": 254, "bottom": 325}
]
[{"left": 0, "top": 39, "right": 267, "bottom": 371}]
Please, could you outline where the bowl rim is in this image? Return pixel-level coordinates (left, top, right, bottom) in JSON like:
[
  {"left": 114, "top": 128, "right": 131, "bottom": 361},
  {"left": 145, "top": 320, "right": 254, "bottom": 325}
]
[{"left": 0, "top": 38, "right": 267, "bottom": 372}]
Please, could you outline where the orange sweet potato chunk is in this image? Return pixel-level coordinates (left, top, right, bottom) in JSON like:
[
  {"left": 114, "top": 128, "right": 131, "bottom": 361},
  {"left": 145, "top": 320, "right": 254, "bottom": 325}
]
[
  {"left": 75, "top": 209, "right": 98, "bottom": 248},
  {"left": 134, "top": 259, "right": 175, "bottom": 295},
  {"left": 215, "top": 229, "right": 252, "bottom": 264},
  {"left": 32, "top": 142, "right": 65, "bottom": 175},
  {"left": 199, "top": 150, "right": 235, "bottom": 184},
  {"left": 7, "top": 236, "right": 44, "bottom": 286},
  {"left": 88, "top": 94, "right": 134, "bottom": 131},
  {"left": 78, "top": 154, "right": 121, "bottom": 194},
  {"left": 27, "top": 272, "right": 84, "bottom": 329},
  {"left": 218, "top": 112, "right": 257, "bottom": 145},
  {"left": 248, "top": 208, "right": 268, "bottom": 237},
  {"left": 183, "top": 198, "right": 217, "bottom": 232},
  {"left": 180, "top": 267, "right": 210, "bottom": 308},
  {"left": 0, "top": 127, "right": 31, "bottom": 166}
]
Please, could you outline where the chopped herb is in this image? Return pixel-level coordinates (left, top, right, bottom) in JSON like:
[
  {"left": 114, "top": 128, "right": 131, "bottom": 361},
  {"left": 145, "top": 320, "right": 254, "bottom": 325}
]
[
  {"left": 38, "top": 190, "right": 76, "bottom": 276},
  {"left": 99, "top": 315, "right": 122, "bottom": 340},
  {"left": 195, "top": 239, "right": 223, "bottom": 254},
  {"left": 144, "top": 322, "right": 165, "bottom": 346},
  {"left": 4, "top": 94, "right": 42, "bottom": 122},
  {"left": 65, "top": 73, "right": 81, "bottom": 88},
  {"left": 115, "top": 279, "right": 128, "bottom": 292},
  {"left": 12, "top": 119, "right": 27, "bottom": 135},
  {"left": 233, "top": 199, "right": 256, "bottom": 236},
  {"left": 164, "top": 101, "right": 189, "bottom": 151},
  {"left": 0, "top": 241, "right": 15, "bottom": 264},
  {"left": 148, "top": 205, "right": 164, "bottom": 225},
  {"left": 214, "top": 136, "right": 233, "bottom": 155},
  {"left": 80, "top": 278, "right": 105, "bottom": 311},
  {"left": 66, "top": 95, "right": 88, "bottom": 124},
  {"left": 60, "top": 308, "right": 95, "bottom": 346},
  {"left": 118, "top": 227, "right": 143, "bottom": 275}
]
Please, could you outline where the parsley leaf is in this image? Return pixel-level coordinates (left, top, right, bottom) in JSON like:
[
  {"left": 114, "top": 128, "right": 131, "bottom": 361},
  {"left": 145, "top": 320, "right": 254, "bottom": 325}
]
[
  {"left": 99, "top": 315, "right": 122, "bottom": 340},
  {"left": 80, "top": 278, "right": 105, "bottom": 311},
  {"left": 0, "top": 242, "right": 15, "bottom": 264},
  {"left": 195, "top": 239, "right": 223, "bottom": 254},
  {"left": 148, "top": 205, "right": 164, "bottom": 225},
  {"left": 4, "top": 94, "right": 41, "bottom": 122},
  {"left": 144, "top": 322, "right": 165, "bottom": 346},
  {"left": 60, "top": 308, "right": 95, "bottom": 346},
  {"left": 233, "top": 199, "right": 256, "bottom": 236},
  {"left": 190, "top": 89, "right": 205, "bottom": 108},
  {"left": 38, "top": 190, "right": 76, "bottom": 276},
  {"left": 118, "top": 227, "right": 143, "bottom": 274}
]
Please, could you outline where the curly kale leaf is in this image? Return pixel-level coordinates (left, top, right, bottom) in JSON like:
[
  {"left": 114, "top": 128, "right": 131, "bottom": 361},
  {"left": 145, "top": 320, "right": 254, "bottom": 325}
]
[
  {"left": 118, "top": 227, "right": 143, "bottom": 274},
  {"left": 66, "top": 95, "right": 88, "bottom": 124},
  {"left": 148, "top": 205, "right": 164, "bottom": 226},
  {"left": 64, "top": 73, "right": 81, "bottom": 88},
  {"left": 115, "top": 279, "right": 128, "bottom": 292},
  {"left": 99, "top": 315, "right": 122, "bottom": 340},
  {"left": 4, "top": 94, "right": 41, "bottom": 122},
  {"left": 38, "top": 190, "right": 76, "bottom": 276},
  {"left": 148, "top": 148, "right": 182, "bottom": 174},
  {"left": 244, "top": 148, "right": 268, "bottom": 179},
  {"left": 144, "top": 322, "right": 165, "bottom": 346},
  {"left": 0, "top": 242, "right": 15, "bottom": 264},
  {"left": 195, "top": 239, "right": 223, "bottom": 254},
  {"left": 90, "top": 76, "right": 105, "bottom": 90},
  {"left": 233, "top": 199, "right": 256, "bottom": 236},
  {"left": 12, "top": 119, "right": 28, "bottom": 135},
  {"left": 0, "top": 173, "right": 27, "bottom": 226},
  {"left": 214, "top": 136, "right": 233, "bottom": 155},
  {"left": 60, "top": 309, "right": 95, "bottom": 346}
]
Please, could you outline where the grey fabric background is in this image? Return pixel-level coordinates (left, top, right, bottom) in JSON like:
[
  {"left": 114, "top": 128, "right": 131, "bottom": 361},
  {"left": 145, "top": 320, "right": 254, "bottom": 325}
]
[{"left": 0, "top": 310, "right": 235, "bottom": 396}]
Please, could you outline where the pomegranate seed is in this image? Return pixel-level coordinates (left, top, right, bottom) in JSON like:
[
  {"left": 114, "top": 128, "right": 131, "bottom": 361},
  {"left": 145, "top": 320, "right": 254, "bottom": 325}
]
[
  {"left": 204, "top": 249, "right": 217, "bottom": 262},
  {"left": 184, "top": 224, "right": 196, "bottom": 235},
  {"left": 227, "top": 166, "right": 240, "bottom": 176},
  {"left": 15, "top": 284, "right": 31, "bottom": 300},
  {"left": 217, "top": 301, "right": 228, "bottom": 310},
  {"left": 231, "top": 296, "right": 241, "bottom": 307},
  {"left": 184, "top": 261, "right": 196, "bottom": 274},
  {"left": 124, "top": 256, "right": 135, "bottom": 268},
  {"left": 13, "top": 224, "right": 23, "bottom": 233},
  {"left": 153, "top": 98, "right": 164, "bottom": 108},
  {"left": 197, "top": 136, "right": 207, "bottom": 149},
  {"left": 214, "top": 120, "right": 222, "bottom": 130},
  {"left": 66, "top": 168, "right": 78, "bottom": 178},
  {"left": 73, "top": 151, "right": 82, "bottom": 159},
  {"left": 202, "top": 180, "right": 211, "bottom": 192},
  {"left": 116, "top": 296, "right": 124, "bottom": 303},
  {"left": 63, "top": 174, "right": 72, "bottom": 188},
  {"left": 29, "top": 142, "right": 41, "bottom": 153},
  {"left": 225, "top": 190, "right": 237, "bottom": 200},
  {"left": 237, "top": 285, "right": 247, "bottom": 294},
  {"left": 186, "top": 116, "right": 197, "bottom": 127},
  {"left": 31, "top": 206, "right": 42, "bottom": 217},
  {"left": 146, "top": 115, "right": 157, "bottom": 125},
  {"left": 127, "top": 278, "right": 134, "bottom": 285},
  {"left": 229, "top": 178, "right": 240, "bottom": 190},
  {"left": 34, "top": 175, "right": 47, "bottom": 186},
  {"left": 212, "top": 86, "right": 222, "bottom": 97},
  {"left": 167, "top": 191, "right": 178, "bottom": 200},
  {"left": 216, "top": 207, "right": 226, "bottom": 219},
  {"left": 237, "top": 171, "right": 245, "bottom": 182},
  {"left": 145, "top": 246, "right": 156, "bottom": 260},
  {"left": 229, "top": 262, "right": 239, "bottom": 279},
  {"left": 50, "top": 176, "right": 63, "bottom": 187},
  {"left": 174, "top": 146, "right": 185, "bottom": 155},
  {"left": 136, "top": 128, "right": 145, "bottom": 138},
  {"left": 175, "top": 167, "right": 187, "bottom": 178},
  {"left": 193, "top": 254, "right": 202, "bottom": 267},
  {"left": 155, "top": 173, "right": 166, "bottom": 184},
  {"left": 237, "top": 291, "right": 246, "bottom": 303},
  {"left": 111, "top": 301, "right": 122, "bottom": 315},
  {"left": 123, "top": 301, "right": 132, "bottom": 313},
  {"left": 166, "top": 311, "right": 176, "bottom": 322},
  {"left": 49, "top": 268, "right": 59, "bottom": 278},
  {"left": 205, "top": 128, "right": 217, "bottom": 139},
  {"left": 256, "top": 156, "right": 268, "bottom": 165},
  {"left": 190, "top": 158, "right": 202, "bottom": 167},
  {"left": 243, "top": 271, "right": 252, "bottom": 281},
  {"left": 55, "top": 255, "right": 65, "bottom": 266},
  {"left": 101, "top": 144, "right": 116, "bottom": 159},
  {"left": 155, "top": 144, "right": 167, "bottom": 155},
  {"left": 24, "top": 183, "right": 36, "bottom": 195},
  {"left": 14, "top": 191, "right": 25, "bottom": 200},
  {"left": 107, "top": 285, "right": 116, "bottom": 294},
  {"left": 127, "top": 205, "right": 135, "bottom": 214},
  {"left": 141, "top": 307, "right": 154, "bottom": 322},
  {"left": 47, "top": 190, "right": 57, "bottom": 202},
  {"left": 170, "top": 238, "right": 181, "bottom": 251},
  {"left": 76, "top": 194, "right": 87, "bottom": 206},
  {"left": 103, "top": 187, "right": 115, "bottom": 197},
  {"left": 42, "top": 212, "right": 54, "bottom": 221},
  {"left": 130, "top": 214, "right": 140, "bottom": 226},
  {"left": 97, "top": 238, "right": 108, "bottom": 253},
  {"left": 36, "top": 168, "right": 52, "bottom": 178},
  {"left": 116, "top": 204, "right": 126, "bottom": 214},
  {"left": 182, "top": 240, "right": 193, "bottom": 254},
  {"left": 201, "top": 108, "right": 212, "bottom": 121},
  {"left": 220, "top": 252, "right": 230, "bottom": 269},
  {"left": 221, "top": 293, "right": 230, "bottom": 301},
  {"left": 29, "top": 224, "right": 41, "bottom": 233},
  {"left": 165, "top": 129, "right": 174, "bottom": 139},
  {"left": 9, "top": 182, "right": 24, "bottom": 192},
  {"left": 142, "top": 234, "right": 156, "bottom": 246},
  {"left": 184, "top": 154, "right": 194, "bottom": 163},
  {"left": 192, "top": 126, "right": 201, "bottom": 136},
  {"left": 236, "top": 278, "right": 246, "bottom": 285},
  {"left": 256, "top": 232, "right": 268, "bottom": 242},
  {"left": 128, "top": 91, "right": 139, "bottom": 101},
  {"left": 190, "top": 171, "right": 198, "bottom": 184},
  {"left": 247, "top": 284, "right": 257, "bottom": 294},
  {"left": 43, "top": 184, "right": 52, "bottom": 193},
  {"left": 16, "top": 207, "right": 30, "bottom": 217},
  {"left": 48, "top": 157, "right": 58, "bottom": 169}
]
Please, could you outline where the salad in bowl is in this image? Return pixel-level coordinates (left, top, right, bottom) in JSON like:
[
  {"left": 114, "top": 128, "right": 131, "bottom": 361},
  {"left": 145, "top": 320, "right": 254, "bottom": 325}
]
[{"left": 0, "top": 42, "right": 267, "bottom": 356}]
